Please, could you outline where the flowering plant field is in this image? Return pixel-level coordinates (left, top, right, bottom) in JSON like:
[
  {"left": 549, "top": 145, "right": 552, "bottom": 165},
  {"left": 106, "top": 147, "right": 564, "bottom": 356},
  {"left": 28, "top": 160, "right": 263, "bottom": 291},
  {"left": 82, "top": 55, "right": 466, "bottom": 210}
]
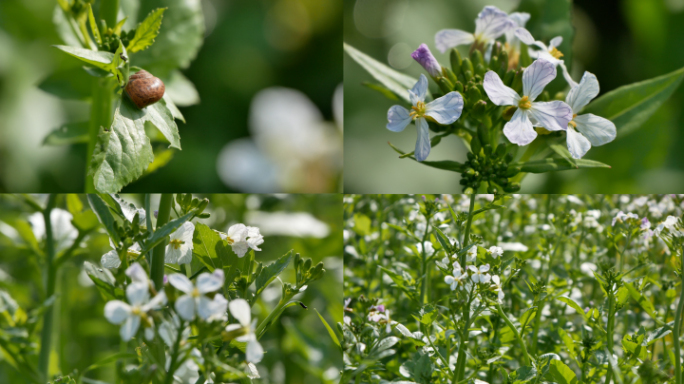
[{"left": 343, "top": 194, "right": 684, "bottom": 384}]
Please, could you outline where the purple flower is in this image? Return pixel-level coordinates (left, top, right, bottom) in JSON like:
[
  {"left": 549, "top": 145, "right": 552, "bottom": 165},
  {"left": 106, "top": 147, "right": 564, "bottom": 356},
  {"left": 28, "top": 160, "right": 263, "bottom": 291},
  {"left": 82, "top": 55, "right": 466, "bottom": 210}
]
[
  {"left": 411, "top": 44, "right": 442, "bottom": 78},
  {"left": 640, "top": 217, "right": 651, "bottom": 231}
]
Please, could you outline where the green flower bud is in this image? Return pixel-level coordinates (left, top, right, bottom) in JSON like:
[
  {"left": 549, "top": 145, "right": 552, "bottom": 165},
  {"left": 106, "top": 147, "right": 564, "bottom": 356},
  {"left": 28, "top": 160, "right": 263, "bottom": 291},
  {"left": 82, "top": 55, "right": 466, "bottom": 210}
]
[
  {"left": 484, "top": 144, "right": 493, "bottom": 156},
  {"left": 466, "top": 152, "right": 475, "bottom": 161},
  {"left": 505, "top": 152, "right": 514, "bottom": 163},
  {"left": 511, "top": 69, "right": 524, "bottom": 93},
  {"left": 554, "top": 91, "right": 566, "bottom": 101},
  {"left": 470, "top": 137, "right": 482, "bottom": 156},
  {"left": 475, "top": 63, "right": 486, "bottom": 77},
  {"left": 498, "top": 50, "right": 509, "bottom": 72},
  {"left": 444, "top": 67, "right": 459, "bottom": 86},
  {"left": 504, "top": 182, "right": 521, "bottom": 193},
  {"left": 538, "top": 90, "right": 550, "bottom": 102},
  {"left": 431, "top": 135, "right": 442, "bottom": 147},
  {"left": 472, "top": 100, "right": 487, "bottom": 120},
  {"left": 450, "top": 48, "right": 462, "bottom": 75},
  {"left": 438, "top": 77, "right": 454, "bottom": 94},
  {"left": 463, "top": 187, "right": 474, "bottom": 194},
  {"left": 503, "top": 69, "right": 515, "bottom": 86},
  {"left": 505, "top": 166, "right": 521, "bottom": 177},
  {"left": 303, "top": 258, "right": 312, "bottom": 271},
  {"left": 470, "top": 50, "right": 484, "bottom": 69},
  {"left": 489, "top": 55, "right": 499, "bottom": 71},
  {"left": 461, "top": 58, "right": 474, "bottom": 77},
  {"left": 453, "top": 81, "right": 464, "bottom": 93},
  {"left": 466, "top": 86, "right": 482, "bottom": 106},
  {"left": 495, "top": 144, "right": 507, "bottom": 159},
  {"left": 487, "top": 185, "right": 498, "bottom": 194}
]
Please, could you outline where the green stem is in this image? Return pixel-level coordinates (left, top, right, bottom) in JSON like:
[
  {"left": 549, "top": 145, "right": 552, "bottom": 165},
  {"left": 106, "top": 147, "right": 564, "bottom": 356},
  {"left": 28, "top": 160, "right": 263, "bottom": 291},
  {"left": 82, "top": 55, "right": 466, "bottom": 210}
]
[
  {"left": 85, "top": 77, "right": 114, "bottom": 192},
  {"left": 420, "top": 215, "right": 432, "bottom": 304},
  {"left": 496, "top": 304, "right": 532, "bottom": 366},
  {"left": 673, "top": 245, "right": 684, "bottom": 384},
  {"left": 100, "top": 0, "right": 120, "bottom": 27},
  {"left": 38, "top": 194, "right": 57, "bottom": 381},
  {"left": 605, "top": 292, "right": 615, "bottom": 384},
  {"left": 459, "top": 194, "right": 476, "bottom": 267},
  {"left": 151, "top": 194, "right": 173, "bottom": 289},
  {"left": 163, "top": 319, "right": 185, "bottom": 384},
  {"left": 255, "top": 290, "right": 298, "bottom": 340}
]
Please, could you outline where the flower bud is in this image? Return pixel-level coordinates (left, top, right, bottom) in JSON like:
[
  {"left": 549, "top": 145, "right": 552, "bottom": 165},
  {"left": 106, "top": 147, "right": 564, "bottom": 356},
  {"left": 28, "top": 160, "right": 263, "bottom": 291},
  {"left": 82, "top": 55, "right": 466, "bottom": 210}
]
[
  {"left": 495, "top": 144, "right": 507, "bottom": 159},
  {"left": 489, "top": 55, "right": 499, "bottom": 71},
  {"left": 411, "top": 43, "right": 442, "bottom": 78},
  {"left": 472, "top": 100, "right": 487, "bottom": 119},
  {"left": 511, "top": 69, "right": 524, "bottom": 93},
  {"left": 484, "top": 144, "right": 493, "bottom": 156},
  {"left": 505, "top": 166, "right": 521, "bottom": 177},
  {"left": 453, "top": 81, "right": 464, "bottom": 93},
  {"left": 466, "top": 86, "right": 482, "bottom": 106},
  {"left": 487, "top": 184, "right": 498, "bottom": 194},
  {"left": 463, "top": 187, "right": 475, "bottom": 194},
  {"left": 470, "top": 136, "right": 482, "bottom": 156},
  {"left": 450, "top": 48, "right": 463, "bottom": 76},
  {"left": 461, "top": 58, "right": 474, "bottom": 77},
  {"left": 475, "top": 63, "right": 486, "bottom": 77},
  {"left": 504, "top": 182, "right": 521, "bottom": 193},
  {"left": 503, "top": 70, "right": 515, "bottom": 86},
  {"left": 498, "top": 50, "right": 509, "bottom": 73},
  {"left": 470, "top": 50, "right": 484, "bottom": 69},
  {"left": 444, "top": 67, "right": 459, "bottom": 85},
  {"left": 554, "top": 92, "right": 566, "bottom": 101},
  {"left": 438, "top": 77, "right": 454, "bottom": 94}
]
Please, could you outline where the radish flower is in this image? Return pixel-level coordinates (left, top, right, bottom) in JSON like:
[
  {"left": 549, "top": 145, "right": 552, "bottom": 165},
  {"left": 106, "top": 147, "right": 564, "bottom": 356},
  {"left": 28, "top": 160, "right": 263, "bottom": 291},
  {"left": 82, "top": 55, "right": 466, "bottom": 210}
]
[
  {"left": 219, "top": 224, "right": 264, "bottom": 258},
  {"left": 444, "top": 261, "right": 472, "bottom": 291},
  {"left": 165, "top": 222, "right": 195, "bottom": 265},
  {"left": 514, "top": 30, "right": 575, "bottom": 87},
  {"left": 386, "top": 74, "right": 464, "bottom": 161},
  {"left": 168, "top": 270, "right": 226, "bottom": 321},
  {"left": 226, "top": 299, "right": 264, "bottom": 363},
  {"left": 564, "top": 72, "right": 616, "bottom": 159},
  {"left": 468, "top": 264, "right": 491, "bottom": 284},
  {"left": 435, "top": 6, "right": 515, "bottom": 53},
  {"left": 411, "top": 44, "right": 442, "bottom": 78},
  {"left": 483, "top": 59, "right": 573, "bottom": 145}
]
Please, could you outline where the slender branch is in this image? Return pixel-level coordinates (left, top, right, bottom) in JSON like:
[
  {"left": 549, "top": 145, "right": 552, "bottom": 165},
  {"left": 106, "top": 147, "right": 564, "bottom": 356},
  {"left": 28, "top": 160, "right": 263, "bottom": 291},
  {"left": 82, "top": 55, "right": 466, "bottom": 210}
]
[
  {"left": 85, "top": 77, "right": 114, "bottom": 192},
  {"left": 496, "top": 304, "right": 532, "bottom": 366},
  {"left": 38, "top": 194, "right": 57, "bottom": 380},
  {"left": 420, "top": 214, "right": 432, "bottom": 304},
  {"left": 151, "top": 194, "right": 173, "bottom": 289},
  {"left": 459, "top": 194, "right": 476, "bottom": 267},
  {"left": 673, "top": 245, "right": 684, "bottom": 384}
]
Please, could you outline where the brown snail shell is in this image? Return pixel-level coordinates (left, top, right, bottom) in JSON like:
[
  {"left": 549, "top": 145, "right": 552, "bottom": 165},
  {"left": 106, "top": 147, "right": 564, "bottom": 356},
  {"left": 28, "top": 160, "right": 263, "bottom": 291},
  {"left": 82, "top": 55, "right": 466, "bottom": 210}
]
[{"left": 125, "top": 70, "right": 165, "bottom": 109}]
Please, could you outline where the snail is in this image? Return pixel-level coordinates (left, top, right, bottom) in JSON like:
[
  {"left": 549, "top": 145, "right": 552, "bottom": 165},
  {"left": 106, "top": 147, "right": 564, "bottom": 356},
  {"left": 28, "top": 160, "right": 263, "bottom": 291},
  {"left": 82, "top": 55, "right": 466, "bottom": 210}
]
[{"left": 125, "top": 70, "right": 165, "bottom": 109}]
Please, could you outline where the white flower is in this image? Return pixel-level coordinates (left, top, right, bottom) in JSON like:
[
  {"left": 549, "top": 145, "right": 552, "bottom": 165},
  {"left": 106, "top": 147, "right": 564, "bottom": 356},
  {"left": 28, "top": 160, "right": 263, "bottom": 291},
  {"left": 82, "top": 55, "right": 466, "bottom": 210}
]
[
  {"left": 468, "top": 264, "right": 491, "bottom": 284},
  {"left": 104, "top": 274, "right": 167, "bottom": 341},
  {"left": 220, "top": 224, "right": 264, "bottom": 258},
  {"left": 435, "top": 6, "right": 515, "bottom": 53},
  {"left": 101, "top": 239, "right": 142, "bottom": 270},
  {"left": 169, "top": 270, "right": 226, "bottom": 321},
  {"left": 416, "top": 241, "right": 435, "bottom": 257},
  {"left": 444, "top": 261, "right": 472, "bottom": 291},
  {"left": 514, "top": 30, "right": 575, "bottom": 88},
  {"left": 562, "top": 72, "right": 616, "bottom": 159},
  {"left": 225, "top": 299, "right": 264, "bottom": 364},
  {"left": 165, "top": 222, "right": 195, "bottom": 265},
  {"left": 386, "top": 74, "right": 464, "bottom": 161},
  {"left": 491, "top": 275, "right": 505, "bottom": 303},
  {"left": 28, "top": 209, "right": 78, "bottom": 252},
  {"left": 499, "top": 242, "right": 529, "bottom": 252},
  {"left": 488, "top": 246, "right": 503, "bottom": 258},
  {"left": 503, "top": 12, "right": 531, "bottom": 66},
  {"left": 612, "top": 211, "right": 639, "bottom": 226},
  {"left": 466, "top": 245, "right": 478, "bottom": 262},
  {"left": 655, "top": 216, "right": 681, "bottom": 236},
  {"left": 483, "top": 59, "right": 573, "bottom": 146}
]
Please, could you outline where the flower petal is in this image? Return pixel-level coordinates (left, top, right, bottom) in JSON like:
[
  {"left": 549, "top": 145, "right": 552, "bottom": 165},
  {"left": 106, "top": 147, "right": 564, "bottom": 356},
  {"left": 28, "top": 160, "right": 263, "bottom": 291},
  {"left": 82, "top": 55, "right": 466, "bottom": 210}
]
[
  {"left": 227, "top": 224, "right": 248, "bottom": 241},
  {"left": 435, "top": 29, "right": 475, "bottom": 53},
  {"left": 509, "top": 12, "right": 531, "bottom": 28},
  {"left": 475, "top": 6, "right": 514, "bottom": 41},
  {"left": 513, "top": 28, "right": 535, "bottom": 45},
  {"left": 164, "top": 246, "right": 180, "bottom": 264},
  {"left": 559, "top": 62, "right": 577, "bottom": 88},
  {"left": 104, "top": 300, "right": 131, "bottom": 324},
  {"left": 503, "top": 109, "right": 537, "bottom": 145},
  {"left": 171, "top": 222, "right": 195, "bottom": 243},
  {"left": 483, "top": 71, "right": 519, "bottom": 106},
  {"left": 246, "top": 340, "right": 264, "bottom": 363},
  {"left": 229, "top": 298, "right": 252, "bottom": 326},
  {"left": 142, "top": 291, "right": 167, "bottom": 312},
  {"left": 126, "top": 282, "right": 150, "bottom": 306},
  {"left": 176, "top": 247, "right": 193, "bottom": 265},
  {"left": 566, "top": 72, "right": 600, "bottom": 112},
  {"left": 566, "top": 127, "right": 592, "bottom": 159},
  {"left": 549, "top": 36, "right": 563, "bottom": 48},
  {"left": 231, "top": 241, "right": 250, "bottom": 258},
  {"left": 425, "top": 92, "right": 464, "bottom": 124},
  {"left": 120, "top": 315, "right": 140, "bottom": 341},
  {"left": 414, "top": 117, "right": 431, "bottom": 162},
  {"left": 168, "top": 273, "right": 194, "bottom": 294},
  {"left": 197, "top": 270, "right": 224, "bottom": 294},
  {"left": 528, "top": 101, "right": 573, "bottom": 131},
  {"left": 175, "top": 294, "right": 196, "bottom": 321},
  {"left": 523, "top": 59, "right": 557, "bottom": 100},
  {"left": 573, "top": 113, "right": 616, "bottom": 146},
  {"left": 386, "top": 105, "right": 411, "bottom": 132},
  {"left": 125, "top": 262, "right": 147, "bottom": 283},
  {"left": 101, "top": 250, "right": 121, "bottom": 269},
  {"left": 410, "top": 74, "right": 428, "bottom": 104}
]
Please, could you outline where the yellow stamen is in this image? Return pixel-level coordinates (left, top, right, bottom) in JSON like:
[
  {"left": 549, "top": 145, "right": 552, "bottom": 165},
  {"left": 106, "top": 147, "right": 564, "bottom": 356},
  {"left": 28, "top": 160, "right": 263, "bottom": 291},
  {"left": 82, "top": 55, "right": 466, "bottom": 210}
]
[
  {"left": 568, "top": 114, "right": 577, "bottom": 128},
  {"left": 550, "top": 46, "right": 564, "bottom": 59},
  {"left": 409, "top": 101, "right": 426, "bottom": 120},
  {"left": 169, "top": 239, "right": 184, "bottom": 250},
  {"left": 518, "top": 96, "right": 532, "bottom": 110},
  {"left": 192, "top": 287, "right": 200, "bottom": 298},
  {"left": 131, "top": 306, "right": 141, "bottom": 315}
]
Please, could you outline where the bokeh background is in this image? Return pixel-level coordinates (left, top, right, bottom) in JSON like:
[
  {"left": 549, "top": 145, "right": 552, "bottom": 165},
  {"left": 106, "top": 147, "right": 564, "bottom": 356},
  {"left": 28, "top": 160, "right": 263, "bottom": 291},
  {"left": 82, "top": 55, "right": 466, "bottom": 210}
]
[
  {"left": 0, "top": 0, "right": 342, "bottom": 193},
  {"left": 344, "top": 0, "right": 684, "bottom": 193},
  {"left": 0, "top": 194, "right": 343, "bottom": 383}
]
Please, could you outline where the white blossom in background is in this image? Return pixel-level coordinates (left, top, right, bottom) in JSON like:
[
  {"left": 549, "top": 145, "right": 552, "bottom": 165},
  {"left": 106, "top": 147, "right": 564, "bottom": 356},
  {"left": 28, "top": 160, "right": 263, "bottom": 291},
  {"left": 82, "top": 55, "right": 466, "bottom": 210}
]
[
  {"left": 28, "top": 208, "right": 78, "bottom": 252},
  {"left": 655, "top": 216, "right": 682, "bottom": 236},
  {"left": 466, "top": 245, "right": 478, "bottom": 262},
  {"left": 226, "top": 299, "right": 264, "bottom": 363},
  {"left": 483, "top": 59, "right": 573, "bottom": 146},
  {"left": 165, "top": 222, "right": 195, "bottom": 264},
  {"left": 435, "top": 6, "right": 515, "bottom": 53},
  {"left": 219, "top": 224, "right": 264, "bottom": 258},
  {"left": 216, "top": 86, "right": 342, "bottom": 193},
  {"left": 245, "top": 211, "right": 329, "bottom": 238},
  {"left": 101, "top": 239, "right": 142, "bottom": 269},
  {"left": 488, "top": 246, "right": 503, "bottom": 258},
  {"left": 104, "top": 264, "right": 167, "bottom": 341},
  {"left": 416, "top": 241, "right": 435, "bottom": 257},
  {"left": 491, "top": 275, "right": 505, "bottom": 303},
  {"left": 503, "top": 12, "right": 531, "bottom": 66},
  {"left": 169, "top": 270, "right": 227, "bottom": 321},
  {"left": 612, "top": 211, "right": 639, "bottom": 226},
  {"left": 469, "top": 264, "right": 492, "bottom": 283}
]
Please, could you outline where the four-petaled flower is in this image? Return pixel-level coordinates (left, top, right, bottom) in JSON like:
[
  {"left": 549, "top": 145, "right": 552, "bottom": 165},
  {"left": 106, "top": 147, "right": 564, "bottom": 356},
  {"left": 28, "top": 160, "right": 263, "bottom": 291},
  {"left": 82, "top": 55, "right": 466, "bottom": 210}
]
[
  {"left": 165, "top": 222, "right": 195, "bottom": 265},
  {"left": 101, "top": 239, "right": 141, "bottom": 270},
  {"left": 387, "top": 74, "right": 464, "bottom": 161},
  {"left": 219, "top": 224, "right": 264, "bottom": 258},
  {"left": 468, "top": 264, "right": 492, "bottom": 284},
  {"left": 563, "top": 72, "right": 617, "bottom": 159},
  {"left": 444, "top": 261, "right": 472, "bottom": 291},
  {"left": 488, "top": 246, "right": 503, "bottom": 258},
  {"left": 483, "top": 59, "right": 573, "bottom": 146},
  {"left": 169, "top": 270, "right": 227, "bottom": 321},
  {"left": 491, "top": 275, "right": 505, "bottom": 303},
  {"left": 515, "top": 30, "right": 575, "bottom": 87},
  {"left": 225, "top": 299, "right": 264, "bottom": 363},
  {"left": 435, "top": 6, "right": 515, "bottom": 53}
]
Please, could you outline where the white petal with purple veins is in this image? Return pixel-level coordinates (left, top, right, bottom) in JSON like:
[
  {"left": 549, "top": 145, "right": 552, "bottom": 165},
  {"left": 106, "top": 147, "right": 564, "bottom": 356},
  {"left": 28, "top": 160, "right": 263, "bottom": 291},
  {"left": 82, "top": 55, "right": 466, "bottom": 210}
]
[
  {"left": 414, "top": 117, "right": 431, "bottom": 162},
  {"left": 528, "top": 101, "right": 573, "bottom": 131},
  {"left": 425, "top": 92, "right": 464, "bottom": 124},
  {"left": 386, "top": 105, "right": 411, "bottom": 132},
  {"left": 504, "top": 109, "right": 537, "bottom": 145},
  {"left": 574, "top": 114, "right": 616, "bottom": 146},
  {"left": 567, "top": 127, "right": 592, "bottom": 159},
  {"left": 523, "top": 59, "right": 557, "bottom": 100},
  {"left": 483, "top": 71, "right": 519, "bottom": 106},
  {"left": 435, "top": 29, "right": 475, "bottom": 53},
  {"left": 566, "top": 72, "right": 600, "bottom": 112}
]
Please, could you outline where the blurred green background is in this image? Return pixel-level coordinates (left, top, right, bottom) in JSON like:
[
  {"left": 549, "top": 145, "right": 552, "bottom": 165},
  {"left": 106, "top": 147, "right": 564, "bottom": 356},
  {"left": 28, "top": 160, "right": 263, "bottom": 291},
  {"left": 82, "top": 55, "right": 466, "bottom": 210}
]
[
  {"left": 344, "top": 0, "right": 684, "bottom": 193},
  {"left": 0, "top": 194, "right": 342, "bottom": 383},
  {"left": 0, "top": 0, "right": 342, "bottom": 193}
]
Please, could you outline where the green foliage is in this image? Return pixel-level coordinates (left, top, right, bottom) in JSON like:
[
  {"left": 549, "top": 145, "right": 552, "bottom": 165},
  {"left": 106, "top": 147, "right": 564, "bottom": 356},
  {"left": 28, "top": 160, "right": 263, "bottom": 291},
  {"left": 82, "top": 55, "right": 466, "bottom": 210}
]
[
  {"left": 126, "top": 8, "right": 166, "bottom": 54},
  {"left": 255, "top": 250, "right": 293, "bottom": 296}
]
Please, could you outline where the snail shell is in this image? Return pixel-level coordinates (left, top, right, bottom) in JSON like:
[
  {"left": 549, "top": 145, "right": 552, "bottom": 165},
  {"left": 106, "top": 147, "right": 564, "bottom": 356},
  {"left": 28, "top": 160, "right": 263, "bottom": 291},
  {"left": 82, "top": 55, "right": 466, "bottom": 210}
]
[{"left": 125, "top": 70, "right": 165, "bottom": 109}]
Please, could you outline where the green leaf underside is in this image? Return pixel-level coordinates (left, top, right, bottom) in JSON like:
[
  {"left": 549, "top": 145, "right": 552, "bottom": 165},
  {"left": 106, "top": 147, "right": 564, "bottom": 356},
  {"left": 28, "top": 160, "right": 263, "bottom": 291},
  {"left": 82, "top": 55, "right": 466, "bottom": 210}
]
[
  {"left": 87, "top": 194, "right": 120, "bottom": 244},
  {"left": 43, "top": 122, "right": 89, "bottom": 145},
  {"left": 192, "top": 223, "right": 247, "bottom": 288},
  {"left": 388, "top": 142, "right": 464, "bottom": 172},
  {"left": 127, "top": 8, "right": 166, "bottom": 54},
  {"left": 90, "top": 97, "right": 180, "bottom": 193},
  {"left": 53, "top": 45, "right": 115, "bottom": 72},
  {"left": 583, "top": 65, "right": 684, "bottom": 136},
  {"left": 255, "top": 251, "right": 293, "bottom": 296},
  {"left": 516, "top": 158, "right": 610, "bottom": 173},
  {"left": 344, "top": 43, "right": 417, "bottom": 103},
  {"left": 83, "top": 261, "right": 119, "bottom": 300}
]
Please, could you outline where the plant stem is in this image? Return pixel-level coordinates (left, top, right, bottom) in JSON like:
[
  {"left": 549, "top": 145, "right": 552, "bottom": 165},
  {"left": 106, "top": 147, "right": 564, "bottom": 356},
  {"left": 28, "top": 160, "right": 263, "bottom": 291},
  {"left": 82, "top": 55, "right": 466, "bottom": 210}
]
[
  {"left": 673, "top": 245, "right": 684, "bottom": 384},
  {"left": 255, "top": 291, "right": 296, "bottom": 340},
  {"left": 85, "top": 77, "right": 114, "bottom": 192},
  {"left": 459, "top": 194, "right": 476, "bottom": 267},
  {"left": 100, "top": 0, "right": 120, "bottom": 27},
  {"left": 163, "top": 320, "right": 185, "bottom": 384},
  {"left": 38, "top": 194, "right": 57, "bottom": 381},
  {"left": 605, "top": 292, "right": 616, "bottom": 384},
  {"left": 496, "top": 304, "right": 532, "bottom": 366},
  {"left": 420, "top": 215, "right": 432, "bottom": 304},
  {"left": 151, "top": 194, "right": 173, "bottom": 289}
]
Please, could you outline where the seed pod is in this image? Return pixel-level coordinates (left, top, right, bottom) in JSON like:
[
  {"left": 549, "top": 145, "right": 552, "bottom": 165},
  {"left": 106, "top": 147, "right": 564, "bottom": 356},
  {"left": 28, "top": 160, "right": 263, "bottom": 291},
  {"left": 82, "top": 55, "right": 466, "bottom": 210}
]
[{"left": 125, "top": 70, "right": 165, "bottom": 109}]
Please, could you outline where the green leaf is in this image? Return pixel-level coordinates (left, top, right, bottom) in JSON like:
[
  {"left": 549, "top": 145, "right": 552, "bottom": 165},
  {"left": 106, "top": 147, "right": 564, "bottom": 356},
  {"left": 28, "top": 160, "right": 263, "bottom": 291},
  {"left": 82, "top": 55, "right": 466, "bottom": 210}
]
[
  {"left": 192, "top": 223, "right": 248, "bottom": 287},
  {"left": 624, "top": 283, "right": 659, "bottom": 321},
  {"left": 583, "top": 65, "right": 684, "bottom": 136},
  {"left": 87, "top": 4, "right": 102, "bottom": 45},
  {"left": 90, "top": 97, "right": 180, "bottom": 193},
  {"left": 164, "top": 70, "right": 200, "bottom": 107},
  {"left": 139, "top": 211, "right": 195, "bottom": 255},
  {"left": 352, "top": 213, "right": 371, "bottom": 236},
  {"left": 143, "top": 149, "right": 175, "bottom": 176},
  {"left": 373, "top": 336, "right": 399, "bottom": 353},
  {"left": 39, "top": 68, "right": 94, "bottom": 100},
  {"left": 80, "top": 352, "right": 137, "bottom": 377},
  {"left": 162, "top": 93, "right": 185, "bottom": 123},
  {"left": 14, "top": 220, "right": 43, "bottom": 256},
  {"left": 87, "top": 194, "right": 120, "bottom": 244},
  {"left": 314, "top": 308, "right": 341, "bottom": 350},
  {"left": 519, "top": 306, "right": 538, "bottom": 331},
  {"left": 431, "top": 225, "right": 453, "bottom": 254},
  {"left": 53, "top": 45, "right": 115, "bottom": 74},
  {"left": 388, "top": 142, "right": 465, "bottom": 172},
  {"left": 549, "top": 143, "right": 576, "bottom": 167},
  {"left": 134, "top": 0, "right": 204, "bottom": 74},
  {"left": 127, "top": 8, "right": 166, "bottom": 54},
  {"left": 344, "top": 43, "right": 417, "bottom": 103},
  {"left": 514, "top": 365, "right": 537, "bottom": 383},
  {"left": 516, "top": 158, "right": 610, "bottom": 173},
  {"left": 43, "top": 122, "right": 89, "bottom": 146},
  {"left": 255, "top": 251, "right": 293, "bottom": 296},
  {"left": 543, "top": 359, "right": 578, "bottom": 384},
  {"left": 362, "top": 82, "right": 400, "bottom": 101},
  {"left": 557, "top": 296, "right": 588, "bottom": 321},
  {"left": 83, "top": 261, "right": 120, "bottom": 300}
]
